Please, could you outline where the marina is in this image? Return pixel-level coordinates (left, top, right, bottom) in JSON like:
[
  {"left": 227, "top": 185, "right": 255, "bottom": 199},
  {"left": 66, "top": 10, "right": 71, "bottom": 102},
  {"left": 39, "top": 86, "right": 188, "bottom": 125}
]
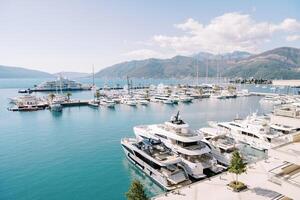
[
  {"left": 1, "top": 1, "right": 300, "bottom": 199},
  {"left": 1, "top": 79, "right": 300, "bottom": 200},
  {"left": 0, "top": 80, "right": 275, "bottom": 200},
  {"left": 7, "top": 78, "right": 300, "bottom": 112}
]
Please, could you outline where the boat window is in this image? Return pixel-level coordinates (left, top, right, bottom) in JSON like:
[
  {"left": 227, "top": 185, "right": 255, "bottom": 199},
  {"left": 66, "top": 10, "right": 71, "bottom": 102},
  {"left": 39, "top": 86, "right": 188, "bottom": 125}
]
[
  {"left": 230, "top": 123, "right": 241, "bottom": 128},
  {"left": 241, "top": 131, "right": 247, "bottom": 135},
  {"left": 122, "top": 145, "right": 133, "bottom": 154},
  {"left": 177, "top": 141, "right": 198, "bottom": 147},
  {"left": 134, "top": 151, "right": 161, "bottom": 170},
  {"left": 219, "top": 148, "right": 225, "bottom": 154},
  {"left": 154, "top": 134, "right": 167, "bottom": 140}
]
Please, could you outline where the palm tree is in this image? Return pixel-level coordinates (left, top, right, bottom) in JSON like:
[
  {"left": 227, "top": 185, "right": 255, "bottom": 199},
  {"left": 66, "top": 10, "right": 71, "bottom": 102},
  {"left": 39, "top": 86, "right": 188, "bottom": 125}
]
[
  {"left": 48, "top": 93, "right": 55, "bottom": 102},
  {"left": 166, "top": 88, "right": 172, "bottom": 96},
  {"left": 95, "top": 90, "right": 101, "bottom": 100},
  {"left": 66, "top": 92, "right": 72, "bottom": 101},
  {"left": 145, "top": 89, "right": 150, "bottom": 99},
  {"left": 228, "top": 85, "right": 236, "bottom": 93},
  {"left": 197, "top": 87, "right": 204, "bottom": 95}
]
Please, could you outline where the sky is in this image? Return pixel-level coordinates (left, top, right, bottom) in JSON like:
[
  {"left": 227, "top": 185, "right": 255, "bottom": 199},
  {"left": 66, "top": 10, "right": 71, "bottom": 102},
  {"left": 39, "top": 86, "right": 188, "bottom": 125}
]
[{"left": 0, "top": 0, "right": 300, "bottom": 73}]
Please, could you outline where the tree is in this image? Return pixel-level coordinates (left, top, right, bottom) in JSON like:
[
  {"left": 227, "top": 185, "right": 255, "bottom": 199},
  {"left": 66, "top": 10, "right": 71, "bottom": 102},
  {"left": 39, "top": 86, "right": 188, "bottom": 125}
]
[
  {"left": 126, "top": 180, "right": 148, "bottom": 200},
  {"left": 95, "top": 90, "right": 101, "bottom": 100},
  {"left": 197, "top": 87, "right": 203, "bottom": 95},
  {"left": 48, "top": 93, "right": 55, "bottom": 102},
  {"left": 66, "top": 92, "right": 72, "bottom": 101},
  {"left": 228, "top": 150, "right": 247, "bottom": 185},
  {"left": 227, "top": 85, "right": 236, "bottom": 93},
  {"left": 145, "top": 89, "right": 150, "bottom": 98}
]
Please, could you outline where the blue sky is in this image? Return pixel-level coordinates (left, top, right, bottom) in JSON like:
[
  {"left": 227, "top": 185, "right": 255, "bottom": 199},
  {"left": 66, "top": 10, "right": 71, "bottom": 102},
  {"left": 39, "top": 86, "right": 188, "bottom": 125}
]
[{"left": 0, "top": 0, "right": 300, "bottom": 73}]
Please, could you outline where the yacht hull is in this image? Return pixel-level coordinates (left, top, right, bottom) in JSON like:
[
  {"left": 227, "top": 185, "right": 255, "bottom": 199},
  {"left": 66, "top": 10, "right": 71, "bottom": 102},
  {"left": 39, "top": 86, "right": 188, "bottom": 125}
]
[{"left": 121, "top": 145, "right": 188, "bottom": 191}]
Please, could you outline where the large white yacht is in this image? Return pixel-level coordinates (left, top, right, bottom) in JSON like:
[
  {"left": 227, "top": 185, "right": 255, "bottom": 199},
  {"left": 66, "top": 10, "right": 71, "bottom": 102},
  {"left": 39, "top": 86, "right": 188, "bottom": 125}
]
[
  {"left": 33, "top": 76, "right": 91, "bottom": 91},
  {"left": 134, "top": 112, "right": 222, "bottom": 179},
  {"left": 270, "top": 103, "right": 300, "bottom": 135},
  {"left": 199, "top": 127, "right": 237, "bottom": 166},
  {"left": 217, "top": 112, "right": 297, "bottom": 151},
  {"left": 121, "top": 138, "right": 191, "bottom": 190}
]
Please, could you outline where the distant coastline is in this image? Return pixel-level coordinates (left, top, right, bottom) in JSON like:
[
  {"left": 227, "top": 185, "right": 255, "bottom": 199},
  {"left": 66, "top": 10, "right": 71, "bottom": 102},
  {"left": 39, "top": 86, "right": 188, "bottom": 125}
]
[{"left": 1, "top": 47, "right": 300, "bottom": 80}]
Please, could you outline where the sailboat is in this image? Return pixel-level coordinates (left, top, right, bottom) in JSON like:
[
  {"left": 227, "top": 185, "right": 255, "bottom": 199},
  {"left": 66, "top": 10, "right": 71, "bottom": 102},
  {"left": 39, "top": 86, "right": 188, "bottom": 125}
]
[
  {"left": 89, "top": 66, "right": 99, "bottom": 107},
  {"left": 49, "top": 75, "right": 65, "bottom": 112}
]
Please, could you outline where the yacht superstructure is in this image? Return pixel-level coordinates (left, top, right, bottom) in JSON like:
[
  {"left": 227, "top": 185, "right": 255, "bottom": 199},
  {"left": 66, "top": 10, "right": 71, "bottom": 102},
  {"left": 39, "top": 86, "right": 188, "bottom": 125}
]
[
  {"left": 199, "top": 127, "right": 237, "bottom": 166},
  {"left": 34, "top": 76, "right": 91, "bottom": 91},
  {"left": 217, "top": 111, "right": 298, "bottom": 151}
]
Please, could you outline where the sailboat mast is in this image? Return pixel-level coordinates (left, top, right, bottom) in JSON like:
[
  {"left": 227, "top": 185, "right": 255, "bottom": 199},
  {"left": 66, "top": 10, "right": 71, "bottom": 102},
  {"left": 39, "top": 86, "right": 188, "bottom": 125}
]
[
  {"left": 92, "top": 65, "right": 95, "bottom": 86},
  {"left": 60, "top": 74, "right": 62, "bottom": 94},
  {"left": 196, "top": 59, "right": 199, "bottom": 86},
  {"left": 127, "top": 75, "right": 130, "bottom": 94},
  {"left": 206, "top": 59, "right": 208, "bottom": 84}
]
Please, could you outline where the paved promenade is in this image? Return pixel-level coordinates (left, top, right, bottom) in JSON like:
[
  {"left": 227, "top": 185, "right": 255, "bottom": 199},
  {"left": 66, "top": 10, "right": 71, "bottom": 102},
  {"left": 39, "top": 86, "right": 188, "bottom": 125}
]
[{"left": 153, "top": 158, "right": 291, "bottom": 200}]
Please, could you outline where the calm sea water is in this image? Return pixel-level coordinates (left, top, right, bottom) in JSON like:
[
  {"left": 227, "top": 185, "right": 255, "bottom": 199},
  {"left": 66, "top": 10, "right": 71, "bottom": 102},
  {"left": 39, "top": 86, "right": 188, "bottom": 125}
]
[{"left": 0, "top": 78, "right": 291, "bottom": 200}]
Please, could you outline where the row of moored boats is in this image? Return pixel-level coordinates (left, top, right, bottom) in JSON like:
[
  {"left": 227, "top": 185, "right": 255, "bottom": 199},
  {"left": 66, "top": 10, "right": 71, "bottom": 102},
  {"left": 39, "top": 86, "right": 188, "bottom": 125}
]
[{"left": 121, "top": 102, "right": 300, "bottom": 190}]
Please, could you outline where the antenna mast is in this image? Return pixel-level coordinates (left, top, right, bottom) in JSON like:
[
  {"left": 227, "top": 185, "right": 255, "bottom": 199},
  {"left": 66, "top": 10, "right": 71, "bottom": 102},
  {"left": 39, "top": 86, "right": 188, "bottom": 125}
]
[
  {"left": 92, "top": 65, "right": 95, "bottom": 86},
  {"left": 206, "top": 59, "right": 208, "bottom": 84},
  {"left": 196, "top": 59, "right": 199, "bottom": 86}
]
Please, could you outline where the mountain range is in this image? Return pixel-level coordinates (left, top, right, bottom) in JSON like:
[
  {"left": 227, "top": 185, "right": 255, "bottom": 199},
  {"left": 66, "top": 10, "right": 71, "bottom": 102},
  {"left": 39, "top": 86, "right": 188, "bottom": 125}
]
[
  {"left": 0, "top": 65, "right": 54, "bottom": 78},
  {"left": 1, "top": 47, "right": 300, "bottom": 79},
  {"left": 96, "top": 47, "right": 300, "bottom": 79}
]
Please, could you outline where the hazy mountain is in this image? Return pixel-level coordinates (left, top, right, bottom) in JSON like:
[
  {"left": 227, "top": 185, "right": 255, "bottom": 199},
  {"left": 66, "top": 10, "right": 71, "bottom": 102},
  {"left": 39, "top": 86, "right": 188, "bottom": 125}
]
[
  {"left": 0, "top": 65, "right": 54, "bottom": 78},
  {"left": 223, "top": 47, "right": 300, "bottom": 79},
  {"left": 96, "top": 47, "right": 300, "bottom": 80},
  {"left": 192, "top": 52, "right": 215, "bottom": 61},
  {"left": 95, "top": 55, "right": 216, "bottom": 78},
  {"left": 192, "top": 51, "right": 252, "bottom": 61},
  {"left": 222, "top": 51, "right": 252, "bottom": 60},
  {"left": 53, "top": 71, "right": 90, "bottom": 78},
  {"left": 1, "top": 47, "right": 299, "bottom": 80}
]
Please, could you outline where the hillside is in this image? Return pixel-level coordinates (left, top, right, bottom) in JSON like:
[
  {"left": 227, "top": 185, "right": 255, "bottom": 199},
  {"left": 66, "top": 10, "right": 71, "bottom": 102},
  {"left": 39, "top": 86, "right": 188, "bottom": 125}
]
[
  {"left": 96, "top": 47, "right": 300, "bottom": 79},
  {"left": 95, "top": 56, "right": 216, "bottom": 78},
  {"left": 223, "top": 47, "right": 300, "bottom": 79},
  {"left": 0, "top": 65, "right": 54, "bottom": 78},
  {"left": 192, "top": 51, "right": 252, "bottom": 61}
]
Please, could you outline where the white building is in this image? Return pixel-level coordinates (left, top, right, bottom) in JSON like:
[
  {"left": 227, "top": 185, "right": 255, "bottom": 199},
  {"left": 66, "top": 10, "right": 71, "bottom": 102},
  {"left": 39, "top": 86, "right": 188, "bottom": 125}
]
[{"left": 268, "top": 133, "right": 300, "bottom": 200}]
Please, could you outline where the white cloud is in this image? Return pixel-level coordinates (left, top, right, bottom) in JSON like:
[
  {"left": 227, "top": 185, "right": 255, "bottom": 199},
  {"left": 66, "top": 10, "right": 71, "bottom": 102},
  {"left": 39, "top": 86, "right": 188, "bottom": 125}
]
[
  {"left": 124, "top": 12, "right": 300, "bottom": 59},
  {"left": 272, "top": 18, "right": 300, "bottom": 32},
  {"left": 153, "top": 13, "right": 300, "bottom": 54},
  {"left": 286, "top": 34, "right": 300, "bottom": 41}
]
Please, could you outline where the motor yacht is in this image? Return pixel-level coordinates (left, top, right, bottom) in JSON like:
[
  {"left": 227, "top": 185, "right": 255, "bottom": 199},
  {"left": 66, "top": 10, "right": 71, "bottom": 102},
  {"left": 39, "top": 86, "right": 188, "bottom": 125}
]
[
  {"left": 153, "top": 95, "right": 175, "bottom": 104},
  {"left": 259, "top": 95, "right": 283, "bottom": 105},
  {"left": 121, "top": 138, "right": 191, "bottom": 190},
  {"left": 49, "top": 95, "right": 65, "bottom": 112},
  {"left": 33, "top": 76, "right": 91, "bottom": 91},
  {"left": 100, "top": 98, "right": 116, "bottom": 108},
  {"left": 216, "top": 113, "right": 296, "bottom": 150},
  {"left": 121, "top": 96, "right": 137, "bottom": 106},
  {"left": 199, "top": 127, "right": 237, "bottom": 166},
  {"left": 134, "top": 112, "right": 222, "bottom": 179},
  {"left": 178, "top": 95, "right": 193, "bottom": 103}
]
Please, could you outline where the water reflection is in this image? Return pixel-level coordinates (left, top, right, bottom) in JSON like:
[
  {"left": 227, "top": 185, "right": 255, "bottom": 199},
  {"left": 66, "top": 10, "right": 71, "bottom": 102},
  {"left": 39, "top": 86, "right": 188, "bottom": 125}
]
[
  {"left": 122, "top": 158, "right": 163, "bottom": 197},
  {"left": 51, "top": 110, "right": 63, "bottom": 118}
]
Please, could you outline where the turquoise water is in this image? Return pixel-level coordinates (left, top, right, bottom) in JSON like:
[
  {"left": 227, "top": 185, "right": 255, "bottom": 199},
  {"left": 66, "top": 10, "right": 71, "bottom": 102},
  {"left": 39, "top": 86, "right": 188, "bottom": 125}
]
[{"left": 0, "top": 79, "right": 280, "bottom": 200}]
